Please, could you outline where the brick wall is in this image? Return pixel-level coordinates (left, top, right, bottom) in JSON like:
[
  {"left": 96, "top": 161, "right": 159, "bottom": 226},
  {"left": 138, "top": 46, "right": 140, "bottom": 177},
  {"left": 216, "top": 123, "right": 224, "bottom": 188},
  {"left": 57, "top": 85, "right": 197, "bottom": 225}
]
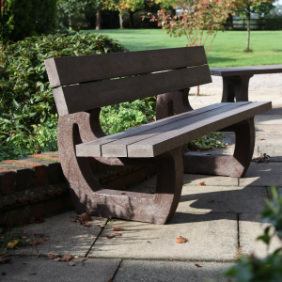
[{"left": 0, "top": 152, "right": 155, "bottom": 227}]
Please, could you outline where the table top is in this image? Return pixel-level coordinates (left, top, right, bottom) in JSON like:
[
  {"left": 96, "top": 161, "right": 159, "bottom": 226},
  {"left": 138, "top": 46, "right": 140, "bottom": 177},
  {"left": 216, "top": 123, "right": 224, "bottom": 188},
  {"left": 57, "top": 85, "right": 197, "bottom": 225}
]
[{"left": 210, "top": 65, "right": 282, "bottom": 77}]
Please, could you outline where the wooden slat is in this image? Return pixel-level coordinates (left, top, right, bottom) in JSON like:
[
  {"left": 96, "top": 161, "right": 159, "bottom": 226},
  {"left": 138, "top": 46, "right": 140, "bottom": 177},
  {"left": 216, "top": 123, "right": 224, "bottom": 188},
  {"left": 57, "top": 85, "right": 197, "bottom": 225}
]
[
  {"left": 53, "top": 65, "right": 211, "bottom": 116},
  {"left": 127, "top": 101, "right": 271, "bottom": 157},
  {"left": 45, "top": 46, "right": 207, "bottom": 88},
  {"left": 76, "top": 103, "right": 227, "bottom": 157},
  {"left": 101, "top": 103, "right": 244, "bottom": 157}
]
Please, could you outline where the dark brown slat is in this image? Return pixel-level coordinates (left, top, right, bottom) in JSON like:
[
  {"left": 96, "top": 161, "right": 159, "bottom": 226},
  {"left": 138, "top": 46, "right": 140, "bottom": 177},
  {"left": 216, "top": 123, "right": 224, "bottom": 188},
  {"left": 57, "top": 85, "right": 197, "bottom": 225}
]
[
  {"left": 211, "top": 65, "right": 282, "bottom": 77},
  {"left": 127, "top": 101, "right": 271, "bottom": 157},
  {"left": 53, "top": 65, "right": 211, "bottom": 116},
  {"left": 45, "top": 46, "right": 207, "bottom": 88},
  {"left": 76, "top": 103, "right": 227, "bottom": 157},
  {"left": 101, "top": 103, "right": 245, "bottom": 157}
]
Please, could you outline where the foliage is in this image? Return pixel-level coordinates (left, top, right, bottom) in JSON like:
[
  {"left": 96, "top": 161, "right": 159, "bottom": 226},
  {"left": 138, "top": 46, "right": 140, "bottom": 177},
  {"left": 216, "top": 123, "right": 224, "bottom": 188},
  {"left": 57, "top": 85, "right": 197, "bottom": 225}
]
[
  {"left": 104, "top": 0, "right": 145, "bottom": 28},
  {"left": 100, "top": 98, "right": 156, "bottom": 135},
  {"left": 0, "top": 0, "right": 56, "bottom": 43},
  {"left": 226, "top": 186, "right": 282, "bottom": 282},
  {"left": 56, "top": 0, "right": 96, "bottom": 30},
  {"left": 188, "top": 132, "right": 226, "bottom": 151},
  {"left": 0, "top": 31, "right": 125, "bottom": 161},
  {"left": 234, "top": 0, "right": 275, "bottom": 51},
  {"left": 153, "top": 0, "right": 236, "bottom": 51}
]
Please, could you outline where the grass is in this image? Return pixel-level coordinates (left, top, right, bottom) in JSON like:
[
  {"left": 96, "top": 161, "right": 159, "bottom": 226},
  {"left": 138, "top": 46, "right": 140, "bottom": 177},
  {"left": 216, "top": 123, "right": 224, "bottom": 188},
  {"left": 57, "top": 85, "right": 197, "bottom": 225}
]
[{"left": 89, "top": 29, "right": 282, "bottom": 67}]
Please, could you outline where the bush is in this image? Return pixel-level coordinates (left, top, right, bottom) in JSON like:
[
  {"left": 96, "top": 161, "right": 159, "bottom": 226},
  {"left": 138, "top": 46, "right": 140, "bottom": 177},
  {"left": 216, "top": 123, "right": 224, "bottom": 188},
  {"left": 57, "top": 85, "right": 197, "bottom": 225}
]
[
  {"left": 0, "top": 0, "right": 57, "bottom": 43},
  {"left": 0, "top": 31, "right": 125, "bottom": 161}
]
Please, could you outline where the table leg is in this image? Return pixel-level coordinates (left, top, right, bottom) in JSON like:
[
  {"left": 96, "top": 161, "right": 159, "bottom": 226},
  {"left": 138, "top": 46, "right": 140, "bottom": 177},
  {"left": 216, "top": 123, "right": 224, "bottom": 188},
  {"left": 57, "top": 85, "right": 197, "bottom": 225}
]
[{"left": 222, "top": 75, "right": 253, "bottom": 102}]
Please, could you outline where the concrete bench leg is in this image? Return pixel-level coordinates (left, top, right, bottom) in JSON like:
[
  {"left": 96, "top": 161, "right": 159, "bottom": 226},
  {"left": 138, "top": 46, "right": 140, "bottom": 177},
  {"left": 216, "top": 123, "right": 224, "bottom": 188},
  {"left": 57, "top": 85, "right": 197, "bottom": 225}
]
[
  {"left": 183, "top": 118, "right": 255, "bottom": 178},
  {"left": 57, "top": 112, "right": 184, "bottom": 224}
]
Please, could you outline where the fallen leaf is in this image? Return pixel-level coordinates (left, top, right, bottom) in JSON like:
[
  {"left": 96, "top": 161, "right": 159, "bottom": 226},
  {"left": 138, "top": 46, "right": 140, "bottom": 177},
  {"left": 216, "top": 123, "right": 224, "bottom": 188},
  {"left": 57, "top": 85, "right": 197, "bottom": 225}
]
[
  {"left": 82, "top": 222, "right": 91, "bottom": 227},
  {"left": 195, "top": 264, "right": 203, "bottom": 268},
  {"left": 47, "top": 254, "right": 55, "bottom": 260},
  {"left": 68, "top": 261, "right": 76, "bottom": 266},
  {"left": 253, "top": 153, "right": 270, "bottom": 163},
  {"left": 32, "top": 218, "right": 45, "bottom": 224},
  {"left": 7, "top": 239, "right": 19, "bottom": 249},
  {"left": 53, "top": 257, "right": 62, "bottom": 262},
  {"left": 0, "top": 257, "right": 12, "bottom": 264},
  {"left": 61, "top": 254, "right": 73, "bottom": 262},
  {"left": 147, "top": 241, "right": 151, "bottom": 244},
  {"left": 199, "top": 181, "right": 206, "bottom": 186},
  {"left": 81, "top": 212, "right": 92, "bottom": 222},
  {"left": 258, "top": 138, "right": 266, "bottom": 141},
  {"left": 176, "top": 236, "right": 187, "bottom": 244},
  {"left": 114, "top": 233, "right": 122, "bottom": 236},
  {"left": 106, "top": 235, "right": 115, "bottom": 239},
  {"left": 112, "top": 227, "right": 124, "bottom": 231},
  {"left": 33, "top": 233, "right": 45, "bottom": 238}
]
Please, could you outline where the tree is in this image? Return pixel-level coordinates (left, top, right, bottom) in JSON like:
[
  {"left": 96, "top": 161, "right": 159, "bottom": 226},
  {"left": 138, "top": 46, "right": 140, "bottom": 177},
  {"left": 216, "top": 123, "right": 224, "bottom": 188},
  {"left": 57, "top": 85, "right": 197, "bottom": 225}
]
[
  {"left": 57, "top": 0, "right": 95, "bottom": 30},
  {"left": 155, "top": 0, "right": 236, "bottom": 52},
  {"left": 234, "top": 0, "right": 275, "bottom": 52},
  {"left": 105, "top": 0, "right": 145, "bottom": 28}
]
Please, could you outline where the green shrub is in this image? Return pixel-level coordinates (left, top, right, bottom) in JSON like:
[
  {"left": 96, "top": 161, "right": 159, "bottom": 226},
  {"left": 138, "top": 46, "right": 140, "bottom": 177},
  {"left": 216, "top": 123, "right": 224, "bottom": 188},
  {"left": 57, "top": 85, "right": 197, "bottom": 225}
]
[
  {"left": 0, "top": 0, "right": 57, "bottom": 43},
  {"left": 0, "top": 31, "right": 125, "bottom": 161}
]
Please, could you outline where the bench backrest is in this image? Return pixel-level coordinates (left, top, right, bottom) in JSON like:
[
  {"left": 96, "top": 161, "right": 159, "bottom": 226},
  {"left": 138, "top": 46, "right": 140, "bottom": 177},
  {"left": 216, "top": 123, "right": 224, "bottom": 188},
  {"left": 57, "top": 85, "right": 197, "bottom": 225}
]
[{"left": 45, "top": 46, "right": 211, "bottom": 116}]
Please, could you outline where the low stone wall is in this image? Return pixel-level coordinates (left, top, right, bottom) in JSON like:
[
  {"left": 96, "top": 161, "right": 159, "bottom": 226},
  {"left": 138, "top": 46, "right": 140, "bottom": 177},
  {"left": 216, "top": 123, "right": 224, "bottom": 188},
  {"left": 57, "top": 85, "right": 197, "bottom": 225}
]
[{"left": 0, "top": 152, "right": 155, "bottom": 227}]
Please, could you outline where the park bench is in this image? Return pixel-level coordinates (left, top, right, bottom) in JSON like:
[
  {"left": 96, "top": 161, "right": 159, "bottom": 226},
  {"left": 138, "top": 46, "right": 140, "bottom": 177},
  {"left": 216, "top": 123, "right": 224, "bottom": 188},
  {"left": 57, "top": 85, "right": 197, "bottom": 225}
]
[
  {"left": 210, "top": 65, "right": 282, "bottom": 102},
  {"left": 45, "top": 47, "right": 271, "bottom": 224}
]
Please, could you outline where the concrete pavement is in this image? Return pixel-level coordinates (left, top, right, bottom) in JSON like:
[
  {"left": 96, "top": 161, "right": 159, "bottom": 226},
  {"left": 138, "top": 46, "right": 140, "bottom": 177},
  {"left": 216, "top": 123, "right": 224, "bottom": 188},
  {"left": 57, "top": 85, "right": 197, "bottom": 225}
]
[{"left": 1, "top": 74, "right": 281, "bottom": 281}]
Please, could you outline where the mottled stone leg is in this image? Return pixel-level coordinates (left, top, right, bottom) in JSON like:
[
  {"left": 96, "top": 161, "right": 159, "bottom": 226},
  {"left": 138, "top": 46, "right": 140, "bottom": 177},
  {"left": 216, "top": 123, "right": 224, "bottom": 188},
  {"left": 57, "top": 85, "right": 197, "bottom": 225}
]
[
  {"left": 58, "top": 112, "right": 183, "bottom": 224},
  {"left": 156, "top": 89, "right": 192, "bottom": 120},
  {"left": 183, "top": 118, "right": 255, "bottom": 178}
]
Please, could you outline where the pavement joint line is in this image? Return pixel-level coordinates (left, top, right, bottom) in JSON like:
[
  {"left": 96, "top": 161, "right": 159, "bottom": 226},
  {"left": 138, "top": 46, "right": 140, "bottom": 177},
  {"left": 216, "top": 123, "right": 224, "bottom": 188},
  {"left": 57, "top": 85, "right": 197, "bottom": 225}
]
[
  {"left": 236, "top": 213, "right": 241, "bottom": 254},
  {"left": 111, "top": 259, "right": 123, "bottom": 282},
  {"left": 86, "top": 256, "right": 238, "bottom": 263},
  {"left": 1, "top": 254, "right": 238, "bottom": 264},
  {"left": 84, "top": 218, "right": 109, "bottom": 257}
]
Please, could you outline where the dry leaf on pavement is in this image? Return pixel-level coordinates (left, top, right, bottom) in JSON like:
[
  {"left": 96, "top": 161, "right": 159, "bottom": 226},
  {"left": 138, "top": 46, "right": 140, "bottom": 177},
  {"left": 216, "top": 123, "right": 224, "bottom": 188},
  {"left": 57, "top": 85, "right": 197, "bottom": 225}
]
[{"left": 176, "top": 236, "right": 187, "bottom": 244}]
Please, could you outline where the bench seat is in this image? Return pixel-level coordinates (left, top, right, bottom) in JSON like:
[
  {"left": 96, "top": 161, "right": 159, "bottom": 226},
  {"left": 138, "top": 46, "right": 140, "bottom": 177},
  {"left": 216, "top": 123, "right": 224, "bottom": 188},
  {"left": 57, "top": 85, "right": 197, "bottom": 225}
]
[{"left": 76, "top": 101, "right": 270, "bottom": 158}]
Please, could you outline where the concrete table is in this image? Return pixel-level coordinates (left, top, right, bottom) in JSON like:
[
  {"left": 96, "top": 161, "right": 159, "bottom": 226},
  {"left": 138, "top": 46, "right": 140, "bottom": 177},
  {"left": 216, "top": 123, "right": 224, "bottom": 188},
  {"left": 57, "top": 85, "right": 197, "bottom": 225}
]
[{"left": 210, "top": 65, "right": 282, "bottom": 102}]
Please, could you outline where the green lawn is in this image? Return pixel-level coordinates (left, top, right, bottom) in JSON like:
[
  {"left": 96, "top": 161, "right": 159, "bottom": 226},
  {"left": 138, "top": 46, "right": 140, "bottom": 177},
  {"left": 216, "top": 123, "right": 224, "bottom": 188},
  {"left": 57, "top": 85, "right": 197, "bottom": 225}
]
[{"left": 90, "top": 29, "right": 282, "bottom": 67}]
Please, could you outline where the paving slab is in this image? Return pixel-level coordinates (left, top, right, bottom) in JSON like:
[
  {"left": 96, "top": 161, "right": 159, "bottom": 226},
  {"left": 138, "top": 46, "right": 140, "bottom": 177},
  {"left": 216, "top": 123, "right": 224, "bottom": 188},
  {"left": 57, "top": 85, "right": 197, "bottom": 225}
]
[
  {"left": 0, "top": 256, "right": 120, "bottom": 282},
  {"left": 255, "top": 114, "right": 282, "bottom": 125},
  {"left": 115, "top": 260, "right": 234, "bottom": 282},
  {"left": 90, "top": 212, "right": 237, "bottom": 261},
  {"left": 183, "top": 174, "right": 238, "bottom": 187},
  {"left": 239, "top": 162, "right": 282, "bottom": 187},
  {"left": 178, "top": 185, "right": 267, "bottom": 214},
  {"left": 11, "top": 212, "right": 107, "bottom": 257},
  {"left": 255, "top": 138, "right": 282, "bottom": 157},
  {"left": 239, "top": 213, "right": 281, "bottom": 258}
]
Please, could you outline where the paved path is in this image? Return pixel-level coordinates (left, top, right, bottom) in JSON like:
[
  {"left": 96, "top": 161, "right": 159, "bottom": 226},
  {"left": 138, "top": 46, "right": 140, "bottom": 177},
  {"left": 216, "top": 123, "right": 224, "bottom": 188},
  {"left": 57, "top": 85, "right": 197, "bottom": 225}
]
[{"left": 1, "top": 75, "right": 281, "bottom": 282}]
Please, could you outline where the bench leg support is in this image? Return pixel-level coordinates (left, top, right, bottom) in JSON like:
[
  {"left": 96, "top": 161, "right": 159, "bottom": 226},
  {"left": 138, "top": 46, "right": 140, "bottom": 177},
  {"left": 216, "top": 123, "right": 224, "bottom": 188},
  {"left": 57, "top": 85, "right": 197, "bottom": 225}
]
[
  {"left": 58, "top": 113, "right": 184, "bottom": 224},
  {"left": 183, "top": 118, "right": 255, "bottom": 178}
]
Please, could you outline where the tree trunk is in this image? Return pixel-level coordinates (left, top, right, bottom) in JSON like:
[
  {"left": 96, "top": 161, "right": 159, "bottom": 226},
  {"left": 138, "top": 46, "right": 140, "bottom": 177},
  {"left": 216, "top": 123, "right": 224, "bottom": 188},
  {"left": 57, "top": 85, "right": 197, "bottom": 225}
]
[
  {"left": 129, "top": 11, "right": 134, "bottom": 28},
  {"left": 96, "top": 8, "right": 101, "bottom": 30},
  {"left": 119, "top": 12, "right": 123, "bottom": 29},
  {"left": 246, "top": 9, "right": 251, "bottom": 51}
]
